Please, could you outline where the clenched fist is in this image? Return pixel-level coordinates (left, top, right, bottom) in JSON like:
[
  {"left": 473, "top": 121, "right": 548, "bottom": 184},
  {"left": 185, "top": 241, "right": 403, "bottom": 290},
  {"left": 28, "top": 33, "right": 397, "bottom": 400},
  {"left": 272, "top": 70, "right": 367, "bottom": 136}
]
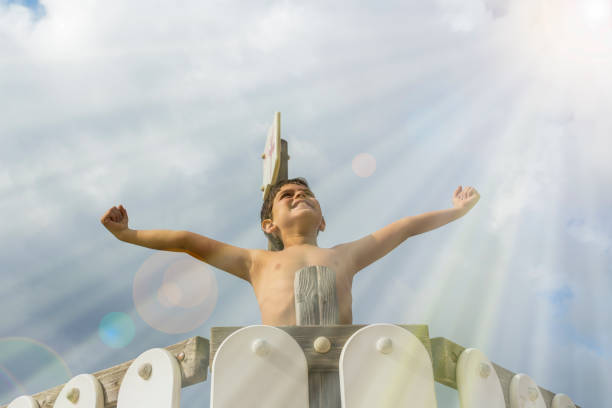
[
  {"left": 452, "top": 185, "right": 480, "bottom": 214},
  {"left": 101, "top": 204, "right": 129, "bottom": 238}
]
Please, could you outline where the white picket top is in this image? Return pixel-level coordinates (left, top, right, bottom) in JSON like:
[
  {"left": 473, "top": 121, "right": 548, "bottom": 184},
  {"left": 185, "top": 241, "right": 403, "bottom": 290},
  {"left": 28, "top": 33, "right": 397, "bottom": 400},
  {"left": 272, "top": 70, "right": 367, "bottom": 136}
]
[
  {"left": 116, "top": 348, "right": 181, "bottom": 408},
  {"left": 53, "top": 374, "right": 103, "bottom": 408},
  {"left": 509, "top": 373, "right": 546, "bottom": 408},
  {"left": 7, "top": 396, "right": 39, "bottom": 408},
  {"left": 211, "top": 325, "right": 309, "bottom": 408},
  {"left": 456, "top": 348, "right": 505, "bottom": 408},
  {"left": 339, "top": 323, "right": 437, "bottom": 408},
  {"left": 552, "top": 393, "right": 576, "bottom": 408}
]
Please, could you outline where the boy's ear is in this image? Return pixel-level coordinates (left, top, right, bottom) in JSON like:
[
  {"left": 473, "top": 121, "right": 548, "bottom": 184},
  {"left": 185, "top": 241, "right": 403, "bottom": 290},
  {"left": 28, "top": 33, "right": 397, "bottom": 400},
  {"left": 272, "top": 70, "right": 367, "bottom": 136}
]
[
  {"left": 319, "top": 216, "right": 326, "bottom": 232},
  {"left": 262, "top": 219, "right": 277, "bottom": 235}
]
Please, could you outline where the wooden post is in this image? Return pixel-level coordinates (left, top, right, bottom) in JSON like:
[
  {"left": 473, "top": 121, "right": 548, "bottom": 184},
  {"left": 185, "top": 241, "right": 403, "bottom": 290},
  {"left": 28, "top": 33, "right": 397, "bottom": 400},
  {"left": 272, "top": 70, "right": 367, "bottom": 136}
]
[
  {"left": 294, "top": 265, "right": 341, "bottom": 408},
  {"left": 267, "top": 138, "right": 289, "bottom": 251},
  {"left": 279, "top": 139, "right": 289, "bottom": 182}
]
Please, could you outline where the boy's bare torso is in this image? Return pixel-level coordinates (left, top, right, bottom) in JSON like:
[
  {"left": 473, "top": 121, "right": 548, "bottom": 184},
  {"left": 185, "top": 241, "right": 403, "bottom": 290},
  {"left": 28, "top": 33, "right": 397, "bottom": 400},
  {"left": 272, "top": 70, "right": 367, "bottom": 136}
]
[{"left": 248, "top": 245, "right": 354, "bottom": 326}]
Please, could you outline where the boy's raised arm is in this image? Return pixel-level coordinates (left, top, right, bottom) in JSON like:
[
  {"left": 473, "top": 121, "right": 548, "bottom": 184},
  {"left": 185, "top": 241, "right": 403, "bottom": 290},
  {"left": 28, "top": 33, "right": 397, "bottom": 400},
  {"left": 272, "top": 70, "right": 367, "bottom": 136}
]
[
  {"left": 335, "top": 186, "right": 480, "bottom": 275},
  {"left": 182, "top": 232, "right": 252, "bottom": 283},
  {"left": 101, "top": 205, "right": 252, "bottom": 283}
]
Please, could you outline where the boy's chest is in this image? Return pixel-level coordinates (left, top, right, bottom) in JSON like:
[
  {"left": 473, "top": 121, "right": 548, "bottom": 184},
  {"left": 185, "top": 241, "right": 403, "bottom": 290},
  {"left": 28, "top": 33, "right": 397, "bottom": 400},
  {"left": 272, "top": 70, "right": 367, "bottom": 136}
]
[
  {"left": 249, "top": 247, "right": 354, "bottom": 295},
  {"left": 252, "top": 246, "right": 350, "bottom": 279}
]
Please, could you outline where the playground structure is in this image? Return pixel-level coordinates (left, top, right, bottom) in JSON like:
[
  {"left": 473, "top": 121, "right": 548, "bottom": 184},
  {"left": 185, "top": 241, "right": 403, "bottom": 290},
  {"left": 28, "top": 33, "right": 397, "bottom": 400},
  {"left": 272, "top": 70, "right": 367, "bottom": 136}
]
[
  {"left": 2, "top": 113, "right": 581, "bottom": 408},
  {"left": 0, "top": 324, "right": 581, "bottom": 408}
]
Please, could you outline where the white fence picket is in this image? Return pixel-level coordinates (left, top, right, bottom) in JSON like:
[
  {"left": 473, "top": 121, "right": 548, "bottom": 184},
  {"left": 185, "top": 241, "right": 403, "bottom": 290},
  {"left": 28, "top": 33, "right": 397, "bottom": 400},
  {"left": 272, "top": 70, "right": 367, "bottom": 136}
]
[
  {"left": 339, "top": 323, "right": 437, "bottom": 408},
  {"left": 116, "top": 348, "right": 181, "bottom": 408},
  {"left": 210, "top": 325, "right": 309, "bottom": 408},
  {"left": 52, "top": 374, "right": 103, "bottom": 408},
  {"left": 509, "top": 373, "right": 546, "bottom": 408},
  {"left": 7, "top": 396, "right": 39, "bottom": 408},
  {"left": 552, "top": 393, "right": 576, "bottom": 408},
  {"left": 456, "top": 348, "right": 505, "bottom": 408}
]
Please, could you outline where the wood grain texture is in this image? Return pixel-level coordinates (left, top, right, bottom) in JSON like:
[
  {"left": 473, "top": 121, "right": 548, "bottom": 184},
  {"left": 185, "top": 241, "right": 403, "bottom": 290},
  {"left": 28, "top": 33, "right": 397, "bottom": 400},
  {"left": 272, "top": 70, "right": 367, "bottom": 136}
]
[
  {"left": 295, "top": 265, "right": 339, "bottom": 326},
  {"left": 430, "top": 337, "right": 582, "bottom": 408},
  {"left": 0, "top": 336, "right": 209, "bottom": 408},
  {"left": 279, "top": 138, "right": 288, "bottom": 181},
  {"left": 296, "top": 266, "right": 340, "bottom": 408}
]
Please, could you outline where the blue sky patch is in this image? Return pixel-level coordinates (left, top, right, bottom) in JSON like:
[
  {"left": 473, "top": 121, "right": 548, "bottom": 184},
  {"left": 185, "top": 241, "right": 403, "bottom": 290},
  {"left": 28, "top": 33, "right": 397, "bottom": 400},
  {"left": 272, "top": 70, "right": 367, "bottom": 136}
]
[
  {"left": 547, "top": 285, "right": 573, "bottom": 305},
  {"left": 3, "top": 0, "right": 46, "bottom": 18}
]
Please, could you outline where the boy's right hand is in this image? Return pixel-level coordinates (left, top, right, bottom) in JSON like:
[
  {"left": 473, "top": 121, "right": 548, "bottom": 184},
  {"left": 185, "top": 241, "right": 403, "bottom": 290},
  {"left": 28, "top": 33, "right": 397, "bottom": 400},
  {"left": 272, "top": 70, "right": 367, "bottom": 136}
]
[{"left": 101, "top": 205, "right": 129, "bottom": 239}]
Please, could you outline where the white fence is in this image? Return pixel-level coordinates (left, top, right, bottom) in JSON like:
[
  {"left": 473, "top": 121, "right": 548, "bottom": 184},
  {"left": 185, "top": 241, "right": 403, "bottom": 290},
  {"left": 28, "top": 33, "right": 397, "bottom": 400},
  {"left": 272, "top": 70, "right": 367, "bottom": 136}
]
[{"left": 2, "top": 324, "right": 579, "bottom": 408}]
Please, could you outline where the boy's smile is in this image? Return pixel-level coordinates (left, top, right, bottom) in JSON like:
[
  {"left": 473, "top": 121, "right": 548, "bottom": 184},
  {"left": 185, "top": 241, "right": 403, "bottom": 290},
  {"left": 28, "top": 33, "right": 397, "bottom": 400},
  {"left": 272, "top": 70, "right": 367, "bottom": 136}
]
[
  {"left": 261, "top": 183, "right": 326, "bottom": 248},
  {"left": 293, "top": 200, "right": 312, "bottom": 209}
]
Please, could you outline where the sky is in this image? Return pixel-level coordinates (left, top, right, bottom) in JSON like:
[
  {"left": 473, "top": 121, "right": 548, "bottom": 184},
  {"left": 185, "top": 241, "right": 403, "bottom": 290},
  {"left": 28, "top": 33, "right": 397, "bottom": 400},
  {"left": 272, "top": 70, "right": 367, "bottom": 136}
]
[{"left": 1, "top": 0, "right": 611, "bottom": 407}]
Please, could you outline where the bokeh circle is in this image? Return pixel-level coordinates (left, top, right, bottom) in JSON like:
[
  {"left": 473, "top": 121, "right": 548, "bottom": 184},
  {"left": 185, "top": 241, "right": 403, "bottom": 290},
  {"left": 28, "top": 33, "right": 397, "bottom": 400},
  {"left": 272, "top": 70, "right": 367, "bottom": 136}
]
[
  {"left": 98, "top": 312, "right": 135, "bottom": 348},
  {"left": 0, "top": 338, "right": 71, "bottom": 404},
  {"left": 352, "top": 153, "right": 377, "bottom": 178},
  {"left": 133, "top": 252, "right": 218, "bottom": 334}
]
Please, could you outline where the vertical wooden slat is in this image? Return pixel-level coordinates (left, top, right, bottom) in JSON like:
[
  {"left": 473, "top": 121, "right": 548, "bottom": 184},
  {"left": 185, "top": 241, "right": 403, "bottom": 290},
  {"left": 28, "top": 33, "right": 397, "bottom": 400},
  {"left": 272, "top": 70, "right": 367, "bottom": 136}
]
[
  {"left": 295, "top": 266, "right": 341, "bottom": 408},
  {"left": 267, "top": 138, "right": 289, "bottom": 251},
  {"left": 279, "top": 138, "right": 289, "bottom": 181}
]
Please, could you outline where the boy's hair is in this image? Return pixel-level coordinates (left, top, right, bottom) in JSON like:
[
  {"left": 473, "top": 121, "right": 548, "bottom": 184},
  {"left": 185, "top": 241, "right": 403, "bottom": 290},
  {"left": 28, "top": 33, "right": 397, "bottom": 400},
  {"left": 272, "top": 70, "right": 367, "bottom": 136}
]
[{"left": 260, "top": 177, "right": 311, "bottom": 251}]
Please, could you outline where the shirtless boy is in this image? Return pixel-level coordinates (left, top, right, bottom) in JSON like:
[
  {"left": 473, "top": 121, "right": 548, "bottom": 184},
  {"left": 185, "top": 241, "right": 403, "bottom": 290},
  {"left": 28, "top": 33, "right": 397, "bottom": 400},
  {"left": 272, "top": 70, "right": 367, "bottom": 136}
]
[{"left": 100, "top": 178, "right": 480, "bottom": 326}]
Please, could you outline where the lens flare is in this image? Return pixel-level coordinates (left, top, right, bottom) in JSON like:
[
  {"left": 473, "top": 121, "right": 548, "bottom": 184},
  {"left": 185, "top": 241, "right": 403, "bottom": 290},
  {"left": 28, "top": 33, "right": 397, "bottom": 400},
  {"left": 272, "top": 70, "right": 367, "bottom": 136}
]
[
  {"left": 352, "top": 153, "right": 377, "bottom": 178},
  {"left": 133, "top": 252, "right": 218, "bottom": 334},
  {"left": 583, "top": 0, "right": 611, "bottom": 27},
  {"left": 98, "top": 312, "right": 135, "bottom": 348},
  {"left": 0, "top": 338, "right": 71, "bottom": 404}
]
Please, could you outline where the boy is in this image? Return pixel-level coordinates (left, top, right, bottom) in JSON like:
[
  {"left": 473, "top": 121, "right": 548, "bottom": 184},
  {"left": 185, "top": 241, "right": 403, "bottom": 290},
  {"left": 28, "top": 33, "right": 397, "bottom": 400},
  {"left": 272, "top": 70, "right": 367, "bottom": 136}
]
[{"left": 101, "top": 178, "right": 480, "bottom": 326}]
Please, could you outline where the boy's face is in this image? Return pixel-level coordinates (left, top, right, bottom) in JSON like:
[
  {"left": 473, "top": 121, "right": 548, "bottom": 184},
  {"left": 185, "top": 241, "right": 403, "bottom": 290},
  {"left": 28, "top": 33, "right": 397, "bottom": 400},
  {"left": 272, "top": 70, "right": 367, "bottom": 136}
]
[{"left": 262, "top": 183, "right": 326, "bottom": 237}]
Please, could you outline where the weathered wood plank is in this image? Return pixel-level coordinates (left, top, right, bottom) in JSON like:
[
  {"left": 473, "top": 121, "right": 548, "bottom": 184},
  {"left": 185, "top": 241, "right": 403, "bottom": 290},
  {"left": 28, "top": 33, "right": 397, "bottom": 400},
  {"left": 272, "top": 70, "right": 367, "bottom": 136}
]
[
  {"left": 295, "top": 266, "right": 340, "bottom": 408},
  {"left": 295, "top": 266, "right": 339, "bottom": 326},
  {"left": 430, "top": 337, "right": 582, "bottom": 408},
  {"left": 0, "top": 336, "right": 209, "bottom": 408},
  {"left": 279, "top": 138, "right": 289, "bottom": 181}
]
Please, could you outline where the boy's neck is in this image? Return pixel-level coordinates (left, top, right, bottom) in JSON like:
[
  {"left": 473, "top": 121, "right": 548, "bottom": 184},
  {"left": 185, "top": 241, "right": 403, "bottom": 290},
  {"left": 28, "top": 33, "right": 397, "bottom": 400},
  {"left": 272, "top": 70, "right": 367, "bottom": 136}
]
[{"left": 280, "top": 231, "right": 319, "bottom": 249}]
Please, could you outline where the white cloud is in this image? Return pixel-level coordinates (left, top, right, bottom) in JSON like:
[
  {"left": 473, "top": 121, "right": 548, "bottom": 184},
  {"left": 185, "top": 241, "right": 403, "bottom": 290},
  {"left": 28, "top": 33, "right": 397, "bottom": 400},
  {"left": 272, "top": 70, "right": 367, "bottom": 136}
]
[
  {"left": 435, "top": 0, "right": 491, "bottom": 32},
  {"left": 1, "top": 2, "right": 611, "bottom": 407},
  {"left": 566, "top": 218, "right": 612, "bottom": 252}
]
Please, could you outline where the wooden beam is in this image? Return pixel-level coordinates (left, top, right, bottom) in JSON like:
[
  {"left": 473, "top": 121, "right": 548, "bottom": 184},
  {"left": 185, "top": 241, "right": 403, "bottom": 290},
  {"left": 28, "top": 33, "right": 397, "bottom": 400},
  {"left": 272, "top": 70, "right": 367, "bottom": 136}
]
[
  {"left": 0, "top": 336, "right": 209, "bottom": 408},
  {"left": 430, "top": 337, "right": 582, "bottom": 408}
]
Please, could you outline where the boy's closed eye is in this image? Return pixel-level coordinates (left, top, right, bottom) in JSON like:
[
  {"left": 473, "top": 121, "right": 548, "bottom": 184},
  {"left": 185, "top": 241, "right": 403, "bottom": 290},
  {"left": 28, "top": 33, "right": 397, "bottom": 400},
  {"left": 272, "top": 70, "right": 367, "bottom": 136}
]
[{"left": 280, "top": 190, "right": 314, "bottom": 199}]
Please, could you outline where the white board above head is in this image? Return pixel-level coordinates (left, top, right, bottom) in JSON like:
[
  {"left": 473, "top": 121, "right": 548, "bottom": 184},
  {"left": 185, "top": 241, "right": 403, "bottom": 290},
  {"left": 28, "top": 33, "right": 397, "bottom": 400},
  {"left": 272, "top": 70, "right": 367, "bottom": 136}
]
[{"left": 261, "top": 112, "right": 281, "bottom": 200}]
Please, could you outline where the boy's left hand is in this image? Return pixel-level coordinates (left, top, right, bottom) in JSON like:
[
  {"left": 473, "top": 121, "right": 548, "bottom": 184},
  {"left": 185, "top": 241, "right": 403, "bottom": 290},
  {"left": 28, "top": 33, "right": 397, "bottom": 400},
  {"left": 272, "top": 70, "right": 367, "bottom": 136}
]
[{"left": 453, "top": 185, "right": 480, "bottom": 214}]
